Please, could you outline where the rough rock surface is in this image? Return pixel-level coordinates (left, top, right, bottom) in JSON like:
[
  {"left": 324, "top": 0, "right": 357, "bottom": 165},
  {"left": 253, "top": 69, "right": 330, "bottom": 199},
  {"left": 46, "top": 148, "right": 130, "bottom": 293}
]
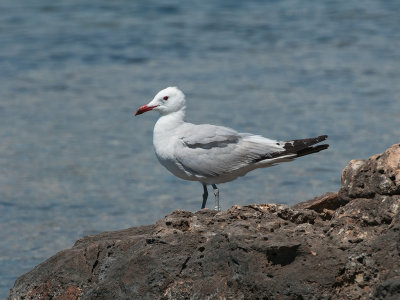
[{"left": 9, "top": 143, "right": 400, "bottom": 300}]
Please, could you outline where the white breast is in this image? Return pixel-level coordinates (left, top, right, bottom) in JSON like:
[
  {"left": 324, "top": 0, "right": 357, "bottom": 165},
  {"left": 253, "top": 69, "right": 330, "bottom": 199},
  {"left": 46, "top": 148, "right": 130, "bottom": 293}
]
[{"left": 153, "top": 112, "right": 198, "bottom": 182}]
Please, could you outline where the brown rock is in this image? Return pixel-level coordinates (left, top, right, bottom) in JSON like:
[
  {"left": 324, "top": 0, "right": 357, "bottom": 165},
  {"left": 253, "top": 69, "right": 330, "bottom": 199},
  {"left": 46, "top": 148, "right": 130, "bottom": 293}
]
[
  {"left": 339, "top": 143, "right": 400, "bottom": 201},
  {"left": 292, "top": 192, "right": 346, "bottom": 220},
  {"left": 8, "top": 144, "right": 400, "bottom": 300}
]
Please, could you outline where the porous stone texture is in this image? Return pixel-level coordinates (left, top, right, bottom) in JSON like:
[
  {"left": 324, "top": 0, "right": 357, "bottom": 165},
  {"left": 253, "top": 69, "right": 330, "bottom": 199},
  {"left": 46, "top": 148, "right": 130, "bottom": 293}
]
[
  {"left": 8, "top": 143, "right": 400, "bottom": 300},
  {"left": 339, "top": 143, "right": 400, "bottom": 201}
]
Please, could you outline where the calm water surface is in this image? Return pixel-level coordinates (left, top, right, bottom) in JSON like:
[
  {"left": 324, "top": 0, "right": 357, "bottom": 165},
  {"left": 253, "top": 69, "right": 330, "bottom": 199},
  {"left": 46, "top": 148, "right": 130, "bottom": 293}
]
[{"left": 1, "top": 0, "right": 400, "bottom": 297}]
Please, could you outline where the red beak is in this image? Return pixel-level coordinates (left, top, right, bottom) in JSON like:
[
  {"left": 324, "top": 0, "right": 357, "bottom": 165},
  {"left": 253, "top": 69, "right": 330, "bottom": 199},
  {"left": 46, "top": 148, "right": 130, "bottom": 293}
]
[{"left": 135, "top": 105, "right": 159, "bottom": 116}]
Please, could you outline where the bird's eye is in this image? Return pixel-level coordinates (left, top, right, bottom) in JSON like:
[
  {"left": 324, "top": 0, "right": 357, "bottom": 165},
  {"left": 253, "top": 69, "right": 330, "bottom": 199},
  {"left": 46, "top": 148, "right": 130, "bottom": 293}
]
[{"left": 163, "top": 96, "right": 169, "bottom": 100}]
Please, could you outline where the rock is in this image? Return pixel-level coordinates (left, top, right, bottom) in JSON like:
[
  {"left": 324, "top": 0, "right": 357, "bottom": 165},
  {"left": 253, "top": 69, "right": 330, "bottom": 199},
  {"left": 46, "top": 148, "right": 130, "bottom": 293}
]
[
  {"left": 339, "top": 143, "right": 400, "bottom": 201},
  {"left": 292, "top": 192, "right": 343, "bottom": 220},
  {"left": 9, "top": 144, "right": 400, "bottom": 300}
]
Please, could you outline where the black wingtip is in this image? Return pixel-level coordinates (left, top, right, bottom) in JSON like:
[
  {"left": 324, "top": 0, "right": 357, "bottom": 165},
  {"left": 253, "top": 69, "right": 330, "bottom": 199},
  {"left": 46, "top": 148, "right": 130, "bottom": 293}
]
[
  {"left": 252, "top": 135, "right": 329, "bottom": 164},
  {"left": 295, "top": 143, "right": 329, "bottom": 158},
  {"left": 283, "top": 135, "right": 329, "bottom": 158}
]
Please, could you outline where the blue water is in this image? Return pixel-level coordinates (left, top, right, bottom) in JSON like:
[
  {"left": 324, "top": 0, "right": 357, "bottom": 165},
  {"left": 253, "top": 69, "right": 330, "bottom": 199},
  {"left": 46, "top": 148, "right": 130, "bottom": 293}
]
[{"left": 1, "top": 0, "right": 400, "bottom": 297}]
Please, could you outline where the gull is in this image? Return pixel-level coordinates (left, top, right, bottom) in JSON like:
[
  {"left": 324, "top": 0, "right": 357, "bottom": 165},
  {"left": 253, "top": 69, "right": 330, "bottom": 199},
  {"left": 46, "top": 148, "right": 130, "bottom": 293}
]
[{"left": 135, "top": 87, "right": 329, "bottom": 211}]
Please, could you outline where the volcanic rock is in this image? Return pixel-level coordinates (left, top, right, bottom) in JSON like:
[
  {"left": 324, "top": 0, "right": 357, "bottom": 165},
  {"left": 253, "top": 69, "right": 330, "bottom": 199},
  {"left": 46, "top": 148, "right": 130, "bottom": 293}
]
[{"left": 8, "top": 143, "right": 400, "bottom": 300}]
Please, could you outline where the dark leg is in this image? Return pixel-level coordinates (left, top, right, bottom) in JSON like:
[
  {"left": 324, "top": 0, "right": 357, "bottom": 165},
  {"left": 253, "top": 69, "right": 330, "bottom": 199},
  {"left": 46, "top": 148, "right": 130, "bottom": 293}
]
[
  {"left": 201, "top": 184, "right": 208, "bottom": 209},
  {"left": 212, "top": 184, "right": 220, "bottom": 211}
]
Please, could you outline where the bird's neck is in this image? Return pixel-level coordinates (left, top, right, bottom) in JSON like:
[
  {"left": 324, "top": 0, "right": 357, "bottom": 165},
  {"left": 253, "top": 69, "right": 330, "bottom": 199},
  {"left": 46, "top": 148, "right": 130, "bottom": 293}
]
[{"left": 154, "top": 108, "right": 186, "bottom": 136}]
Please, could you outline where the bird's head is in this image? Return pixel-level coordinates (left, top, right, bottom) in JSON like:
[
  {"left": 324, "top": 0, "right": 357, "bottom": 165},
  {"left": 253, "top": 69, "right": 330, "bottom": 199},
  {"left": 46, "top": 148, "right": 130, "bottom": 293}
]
[{"left": 135, "top": 87, "right": 186, "bottom": 116}]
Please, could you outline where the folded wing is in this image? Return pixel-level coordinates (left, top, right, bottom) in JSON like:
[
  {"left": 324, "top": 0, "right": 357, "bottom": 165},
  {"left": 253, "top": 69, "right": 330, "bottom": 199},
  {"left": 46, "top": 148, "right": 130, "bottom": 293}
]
[{"left": 174, "top": 124, "right": 290, "bottom": 179}]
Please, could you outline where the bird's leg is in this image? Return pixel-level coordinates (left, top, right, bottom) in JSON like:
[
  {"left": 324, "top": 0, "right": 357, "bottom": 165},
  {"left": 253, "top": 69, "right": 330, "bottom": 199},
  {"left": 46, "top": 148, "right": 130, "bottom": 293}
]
[
  {"left": 212, "top": 184, "right": 220, "bottom": 211},
  {"left": 201, "top": 184, "right": 208, "bottom": 209}
]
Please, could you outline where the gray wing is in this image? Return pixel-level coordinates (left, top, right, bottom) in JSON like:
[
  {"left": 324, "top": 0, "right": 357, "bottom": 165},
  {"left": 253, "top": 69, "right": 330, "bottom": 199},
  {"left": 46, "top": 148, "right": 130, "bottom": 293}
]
[{"left": 174, "top": 124, "right": 286, "bottom": 178}]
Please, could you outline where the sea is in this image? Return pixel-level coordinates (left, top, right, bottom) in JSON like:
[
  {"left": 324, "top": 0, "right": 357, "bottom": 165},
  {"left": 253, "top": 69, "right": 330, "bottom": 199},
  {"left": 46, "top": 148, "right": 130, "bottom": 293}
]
[{"left": 1, "top": 0, "right": 399, "bottom": 297}]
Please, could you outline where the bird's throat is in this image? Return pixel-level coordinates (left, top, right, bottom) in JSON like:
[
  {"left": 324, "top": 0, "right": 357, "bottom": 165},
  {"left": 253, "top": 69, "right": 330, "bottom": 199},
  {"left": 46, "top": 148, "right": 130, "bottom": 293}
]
[{"left": 155, "top": 110, "right": 185, "bottom": 131}]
